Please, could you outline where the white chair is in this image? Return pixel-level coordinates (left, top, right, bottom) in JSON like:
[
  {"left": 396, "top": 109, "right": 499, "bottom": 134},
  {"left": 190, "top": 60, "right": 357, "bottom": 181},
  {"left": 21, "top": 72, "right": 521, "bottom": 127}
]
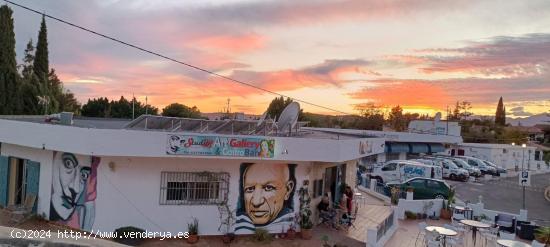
[
  {"left": 446, "top": 236, "right": 463, "bottom": 247},
  {"left": 532, "top": 240, "right": 546, "bottom": 247},
  {"left": 424, "top": 230, "right": 440, "bottom": 246},
  {"left": 427, "top": 240, "right": 442, "bottom": 247},
  {"left": 499, "top": 231, "right": 515, "bottom": 240},
  {"left": 415, "top": 222, "right": 428, "bottom": 246},
  {"left": 481, "top": 230, "right": 498, "bottom": 247}
]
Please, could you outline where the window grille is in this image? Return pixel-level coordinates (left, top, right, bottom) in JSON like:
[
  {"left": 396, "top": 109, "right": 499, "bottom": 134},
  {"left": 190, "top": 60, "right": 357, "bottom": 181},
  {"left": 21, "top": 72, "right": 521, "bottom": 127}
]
[{"left": 160, "top": 172, "right": 229, "bottom": 205}]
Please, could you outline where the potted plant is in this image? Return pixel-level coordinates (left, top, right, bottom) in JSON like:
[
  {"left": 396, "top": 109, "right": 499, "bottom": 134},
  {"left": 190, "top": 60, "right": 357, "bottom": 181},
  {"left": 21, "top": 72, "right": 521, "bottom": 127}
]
[
  {"left": 252, "top": 228, "right": 272, "bottom": 242},
  {"left": 405, "top": 211, "right": 416, "bottom": 220},
  {"left": 535, "top": 226, "right": 550, "bottom": 246},
  {"left": 440, "top": 200, "right": 451, "bottom": 219},
  {"left": 187, "top": 218, "right": 199, "bottom": 244},
  {"left": 222, "top": 233, "right": 235, "bottom": 244},
  {"left": 390, "top": 187, "right": 400, "bottom": 205},
  {"left": 298, "top": 186, "right": 313, "bottom": 240}
]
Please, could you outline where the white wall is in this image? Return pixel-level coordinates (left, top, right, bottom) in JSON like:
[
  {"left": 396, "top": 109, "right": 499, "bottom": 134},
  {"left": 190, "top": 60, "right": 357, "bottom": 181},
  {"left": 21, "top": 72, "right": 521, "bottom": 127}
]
[
  {"left": 0, "top": 143, "right": 53, "bottom": 218},
  {"left": 456, "top": 144, "right": 541, "bottom": 170},
  {"left": 0, "top": 119, "right": 385, "bottom": 163},
  {"left": 396, "top": 199, "right": 444, "bottom": 220},
  {"left": 92, "top": 156, "right": 312, "bottom": 235}
]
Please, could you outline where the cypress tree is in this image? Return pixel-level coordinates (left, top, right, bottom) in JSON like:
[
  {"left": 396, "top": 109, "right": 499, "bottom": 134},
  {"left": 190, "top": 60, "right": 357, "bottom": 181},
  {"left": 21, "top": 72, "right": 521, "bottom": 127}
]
[
  {"left": 0, "top": 5, "right": 18, "bottom": 114},
  {"left": 495, "top": 97, "right": 506, "bottom": 125},
  {"left": 33, "top": 15, "right": 49, "bottom": 79},
  {"left": 33, "top": 15, "right": 53, "bottom": 113}
]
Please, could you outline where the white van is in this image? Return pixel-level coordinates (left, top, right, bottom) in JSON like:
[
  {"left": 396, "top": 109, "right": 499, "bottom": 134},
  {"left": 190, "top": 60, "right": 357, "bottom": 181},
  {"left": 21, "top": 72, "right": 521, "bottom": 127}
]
[
  {"left": 369, "top": 160, "right": 443, "bottom": 184},
  {"left": 414, "top": 157, "right": 470, "bottom": 181}
]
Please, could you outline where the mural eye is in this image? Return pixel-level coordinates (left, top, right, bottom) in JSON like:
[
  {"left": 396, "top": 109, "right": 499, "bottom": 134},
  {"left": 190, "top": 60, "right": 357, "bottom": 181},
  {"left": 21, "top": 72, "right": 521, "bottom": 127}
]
[
  {"left": 63, "top": 159, "right": 74, "bottom": 170},
  {"left": 81, "top": 170, "right": 90, "bottom": 180},
  {"left": 264, "top": 185, "right": 276, "bottom": 192},
  {"left": 244, "top": 186, "right": 254, "bottom": 193}
]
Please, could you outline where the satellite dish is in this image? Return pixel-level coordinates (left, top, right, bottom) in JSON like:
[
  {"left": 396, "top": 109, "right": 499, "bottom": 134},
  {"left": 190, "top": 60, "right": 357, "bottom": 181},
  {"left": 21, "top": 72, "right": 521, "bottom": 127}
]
[
  {"left": 434, "top": 112, "right": 442, "bottom": 122},
  {"left": 257, "top": 111, "right": 267, "bottom": 127},
  {"left": 277, "top": 102, "right": 300, "bottom": 134}
]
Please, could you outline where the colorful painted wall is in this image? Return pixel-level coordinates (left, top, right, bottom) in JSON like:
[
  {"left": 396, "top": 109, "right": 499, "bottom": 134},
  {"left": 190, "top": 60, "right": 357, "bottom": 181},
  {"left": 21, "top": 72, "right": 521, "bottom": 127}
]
[
  {"left": 234, "top": 163, "right": 297, "bottom": 233},
  {"left": 49, "top": 152, "right": 99, "bottom": 231}
]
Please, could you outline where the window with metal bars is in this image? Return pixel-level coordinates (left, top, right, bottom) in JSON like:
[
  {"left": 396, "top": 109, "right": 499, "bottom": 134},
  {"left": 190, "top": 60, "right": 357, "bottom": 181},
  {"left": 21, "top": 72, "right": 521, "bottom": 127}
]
[{"left": 160, "top": 172, "right": 229, "bottom": 205}]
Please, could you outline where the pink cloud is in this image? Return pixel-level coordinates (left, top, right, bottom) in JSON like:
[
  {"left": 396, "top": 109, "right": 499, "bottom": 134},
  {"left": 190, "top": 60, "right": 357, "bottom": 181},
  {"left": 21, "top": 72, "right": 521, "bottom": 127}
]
[{"left": 349, "top": 80, "right": 453, "bottom": 108}]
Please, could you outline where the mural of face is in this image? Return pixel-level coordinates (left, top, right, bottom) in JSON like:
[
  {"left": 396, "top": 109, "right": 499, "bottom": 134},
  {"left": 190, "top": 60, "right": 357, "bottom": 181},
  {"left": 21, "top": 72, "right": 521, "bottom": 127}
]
[
  {"left": 51, "top": 153, "right": 91, "bottom": 220},
  {"left": 243, "top": 163, "right": 295, "bottom": 225}
]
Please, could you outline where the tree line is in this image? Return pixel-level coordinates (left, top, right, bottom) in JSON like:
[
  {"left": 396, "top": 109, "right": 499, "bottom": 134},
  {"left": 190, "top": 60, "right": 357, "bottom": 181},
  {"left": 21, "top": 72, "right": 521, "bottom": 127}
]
[
  {"left": 0, "top": 6, "right": 79, "bottom": 115},
  {"left": 0, "top": 5, "right": 205, "bottom": 120}
]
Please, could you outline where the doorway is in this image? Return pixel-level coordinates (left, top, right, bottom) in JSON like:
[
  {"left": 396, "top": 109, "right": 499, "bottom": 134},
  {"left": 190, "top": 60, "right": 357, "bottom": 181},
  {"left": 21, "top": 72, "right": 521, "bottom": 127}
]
[
  {"left": 324, "top": 166, "right": 337, "bottom": 204},
  {"left": 8, "top": 157, "right": 26, "bottom": 206}
]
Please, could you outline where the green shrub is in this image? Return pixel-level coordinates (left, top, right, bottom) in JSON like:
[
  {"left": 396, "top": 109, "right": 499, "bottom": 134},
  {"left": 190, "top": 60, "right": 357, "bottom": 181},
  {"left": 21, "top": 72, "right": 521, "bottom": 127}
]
[
  {"left": 187, "top": 218, "right": 199, "bottom": 235},
  {"left": 252, "top": 228, "right": 272, "bottom": 242}
]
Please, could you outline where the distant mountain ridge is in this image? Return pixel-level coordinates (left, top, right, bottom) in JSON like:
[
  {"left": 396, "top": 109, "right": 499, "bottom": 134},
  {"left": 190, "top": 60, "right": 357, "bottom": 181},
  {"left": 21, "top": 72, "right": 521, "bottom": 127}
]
[{"left": 507, "top": 113, "right": 550, "bottom": 126}]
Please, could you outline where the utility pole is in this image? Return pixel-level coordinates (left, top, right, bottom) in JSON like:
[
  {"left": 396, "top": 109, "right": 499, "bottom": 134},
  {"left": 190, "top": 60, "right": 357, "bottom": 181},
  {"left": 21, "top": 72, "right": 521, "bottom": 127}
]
[
  {"left": 132, "top": 93, "right": 135, "bottom": 119},
  {"left": 522, "top": 143, "right": 526, "bottom": 209}
]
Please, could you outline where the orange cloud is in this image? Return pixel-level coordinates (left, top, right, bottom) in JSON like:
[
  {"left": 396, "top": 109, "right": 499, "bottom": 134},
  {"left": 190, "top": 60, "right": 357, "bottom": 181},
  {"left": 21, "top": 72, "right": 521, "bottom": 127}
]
[{"left": 349, "top": 80, "right": 453, "bottom": 108}]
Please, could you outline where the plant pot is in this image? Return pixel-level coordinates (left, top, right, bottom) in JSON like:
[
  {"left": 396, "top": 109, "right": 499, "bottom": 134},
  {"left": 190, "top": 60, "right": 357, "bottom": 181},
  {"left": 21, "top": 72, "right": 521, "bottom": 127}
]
[
  {"left": 286, "top": 230, "right": 296, "bottom": 240},
  {"left": 222, "top": 233, "right": 235, "bottom": 244},
  {"left": 301, "top": 229, "right": 312, "bottom": 240},
  {"left": 187, "top": 234, "right": 199, "bottom": 244},
  {"left": 440, "top": 209, "right": 451, "bottom": 219}
]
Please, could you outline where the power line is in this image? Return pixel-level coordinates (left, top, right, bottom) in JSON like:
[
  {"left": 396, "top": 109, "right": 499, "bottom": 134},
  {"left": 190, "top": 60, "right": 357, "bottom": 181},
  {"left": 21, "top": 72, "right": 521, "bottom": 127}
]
[{"left": 3, "top": 0, "right": 354, "bottom": 116}]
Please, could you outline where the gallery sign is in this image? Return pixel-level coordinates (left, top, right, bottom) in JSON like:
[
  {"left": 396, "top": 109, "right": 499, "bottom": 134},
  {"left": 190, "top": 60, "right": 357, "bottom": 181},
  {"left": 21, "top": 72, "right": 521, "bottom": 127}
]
[{"left": 167, "top": 135, "right": 275, "bottom": 158}]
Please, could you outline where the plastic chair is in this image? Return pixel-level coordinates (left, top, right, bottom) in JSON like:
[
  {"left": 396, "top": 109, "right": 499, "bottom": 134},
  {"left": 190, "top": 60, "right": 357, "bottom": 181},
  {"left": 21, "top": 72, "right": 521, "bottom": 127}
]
[
  {"left": 532, "top": 240, "right": 546, "bottom": 247},
  {"left": 424, "top": 229, "right": 440, "bottom": 246},
  {"left": 499, "top": 231, "right": 515, "bottom": 240}
]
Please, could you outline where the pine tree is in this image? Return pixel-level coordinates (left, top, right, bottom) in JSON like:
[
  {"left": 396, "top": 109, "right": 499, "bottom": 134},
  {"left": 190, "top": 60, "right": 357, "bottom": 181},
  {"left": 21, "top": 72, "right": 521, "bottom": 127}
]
[
  {"left": 0, "top": 5, "right": 19, "bottom": 114},
  {"left": 20, "top": 39, "right": 34, "bottom": 80},
  {"left": 495, "top": 97, "right": 506, "bottom": 125}
]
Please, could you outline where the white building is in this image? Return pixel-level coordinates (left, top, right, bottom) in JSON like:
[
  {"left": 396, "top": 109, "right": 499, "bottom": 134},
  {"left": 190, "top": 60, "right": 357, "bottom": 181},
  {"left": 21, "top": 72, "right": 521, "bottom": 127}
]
[
  {"left": 408, "top": 119, "right": 461, "bottom": 137},
  {"left": 450, "top": 143, "right": 546, "bottom": 170},
  {"left": 0, "top": 115, "right": 386, "bottom": 235},
  {"left": 306, "top": 127, "right": 463, "bottom": 166}
]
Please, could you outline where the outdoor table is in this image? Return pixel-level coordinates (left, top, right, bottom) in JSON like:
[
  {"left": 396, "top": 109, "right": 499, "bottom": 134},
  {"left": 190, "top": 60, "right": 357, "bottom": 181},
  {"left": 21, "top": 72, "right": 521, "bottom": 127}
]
[
  {"left": 460, "top": 219, "right": 491, "bottom": 246},
  {"left": 497, "top": 239, "right": 531, "bottom": 247},
  {"left": 426, "top": 226, "right": 457, "bottom": 247}
]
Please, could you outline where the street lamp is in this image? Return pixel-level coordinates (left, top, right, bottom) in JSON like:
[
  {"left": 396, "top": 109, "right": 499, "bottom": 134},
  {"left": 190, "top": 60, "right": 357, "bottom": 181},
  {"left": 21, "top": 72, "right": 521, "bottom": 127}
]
[{"left": 521, "top": 143, "right": 527, "bottom": 209}]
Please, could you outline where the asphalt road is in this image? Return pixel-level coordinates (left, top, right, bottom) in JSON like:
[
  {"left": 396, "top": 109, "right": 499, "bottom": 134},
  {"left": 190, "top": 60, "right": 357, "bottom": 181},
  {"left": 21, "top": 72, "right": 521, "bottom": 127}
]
[{"left": 449, "top": 173, "right": 550, "bottom": 224}]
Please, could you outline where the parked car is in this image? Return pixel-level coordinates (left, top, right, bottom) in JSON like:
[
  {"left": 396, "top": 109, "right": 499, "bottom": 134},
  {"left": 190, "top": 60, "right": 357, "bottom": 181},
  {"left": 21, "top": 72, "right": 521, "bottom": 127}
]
[
  {"left": 387, "top": 177, "right": 451, "bottom": 200},
  {"left": 414, "top": 157, "right": 469, "bottom": 181},
  {"left": 482, "top": 160, "right": 506, "bottom": 175},
  {"left": 430, "top": 157, "right": 469, "bottom": 181},
  {"left": 447, "top": 157, "right": 482, "bottom": 177},
  {"left": 369, "top": 160, "right": 442, "bottom": 184},
  {"left": 455, "top": 156, "right": 498, "bottom": 176}
]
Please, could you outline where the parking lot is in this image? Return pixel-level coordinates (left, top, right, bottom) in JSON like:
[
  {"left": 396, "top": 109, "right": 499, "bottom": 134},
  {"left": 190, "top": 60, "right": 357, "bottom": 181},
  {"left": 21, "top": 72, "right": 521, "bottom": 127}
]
[{"left": 449, "top": 172, "right": 550, "bottom": 224}]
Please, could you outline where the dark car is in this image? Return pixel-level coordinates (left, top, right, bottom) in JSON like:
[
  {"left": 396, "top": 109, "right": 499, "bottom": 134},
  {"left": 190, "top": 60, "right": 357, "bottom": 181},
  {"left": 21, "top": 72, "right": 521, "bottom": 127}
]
[
  {"left": 387, "top": 177, "right": 451, "bottom": 200},
  {"left": 483, "top": 160, "right": 506, "bottom": 176}
]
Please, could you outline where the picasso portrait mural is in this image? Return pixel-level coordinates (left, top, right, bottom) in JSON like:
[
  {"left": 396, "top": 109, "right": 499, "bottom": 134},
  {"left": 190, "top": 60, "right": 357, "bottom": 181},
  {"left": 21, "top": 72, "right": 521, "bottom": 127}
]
[
  {"left": 235, "top": 163, "right": 297, "bottom": 233},
  {"left": 50, "top": 152, "right": 99, "bottom": 231}
]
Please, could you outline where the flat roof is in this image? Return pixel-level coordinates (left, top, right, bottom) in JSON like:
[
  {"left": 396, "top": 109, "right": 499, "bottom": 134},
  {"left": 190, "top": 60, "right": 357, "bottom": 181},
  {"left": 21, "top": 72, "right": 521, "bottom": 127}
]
[
  {"left": 0, "top": 115, "right": 363, "bottom": 140},
  {"left": 0, "top": 115, "right": 130, "bottom": 129}
]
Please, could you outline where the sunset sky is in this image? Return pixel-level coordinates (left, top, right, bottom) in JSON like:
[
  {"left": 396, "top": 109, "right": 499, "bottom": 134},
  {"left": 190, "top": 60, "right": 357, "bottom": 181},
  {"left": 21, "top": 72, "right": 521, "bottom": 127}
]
[{"left": 9, "top": 0, "right": 550, "bottom": 117}]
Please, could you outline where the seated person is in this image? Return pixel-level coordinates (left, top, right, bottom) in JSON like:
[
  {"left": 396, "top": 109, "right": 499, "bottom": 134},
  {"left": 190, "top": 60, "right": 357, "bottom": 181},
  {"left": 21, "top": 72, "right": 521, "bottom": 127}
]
[
  {"left": 317, "top": 194, "right": 336, "bottom": 224},
  {"left": 337, "top": 193, "right": 350, "bottom": 225}
]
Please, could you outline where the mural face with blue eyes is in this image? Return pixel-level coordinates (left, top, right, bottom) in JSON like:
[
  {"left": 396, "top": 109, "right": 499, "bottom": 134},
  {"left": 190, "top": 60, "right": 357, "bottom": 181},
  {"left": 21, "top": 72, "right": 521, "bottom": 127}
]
[{"left": 50, "top": 152, "right": 99, "bottom": 231}]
